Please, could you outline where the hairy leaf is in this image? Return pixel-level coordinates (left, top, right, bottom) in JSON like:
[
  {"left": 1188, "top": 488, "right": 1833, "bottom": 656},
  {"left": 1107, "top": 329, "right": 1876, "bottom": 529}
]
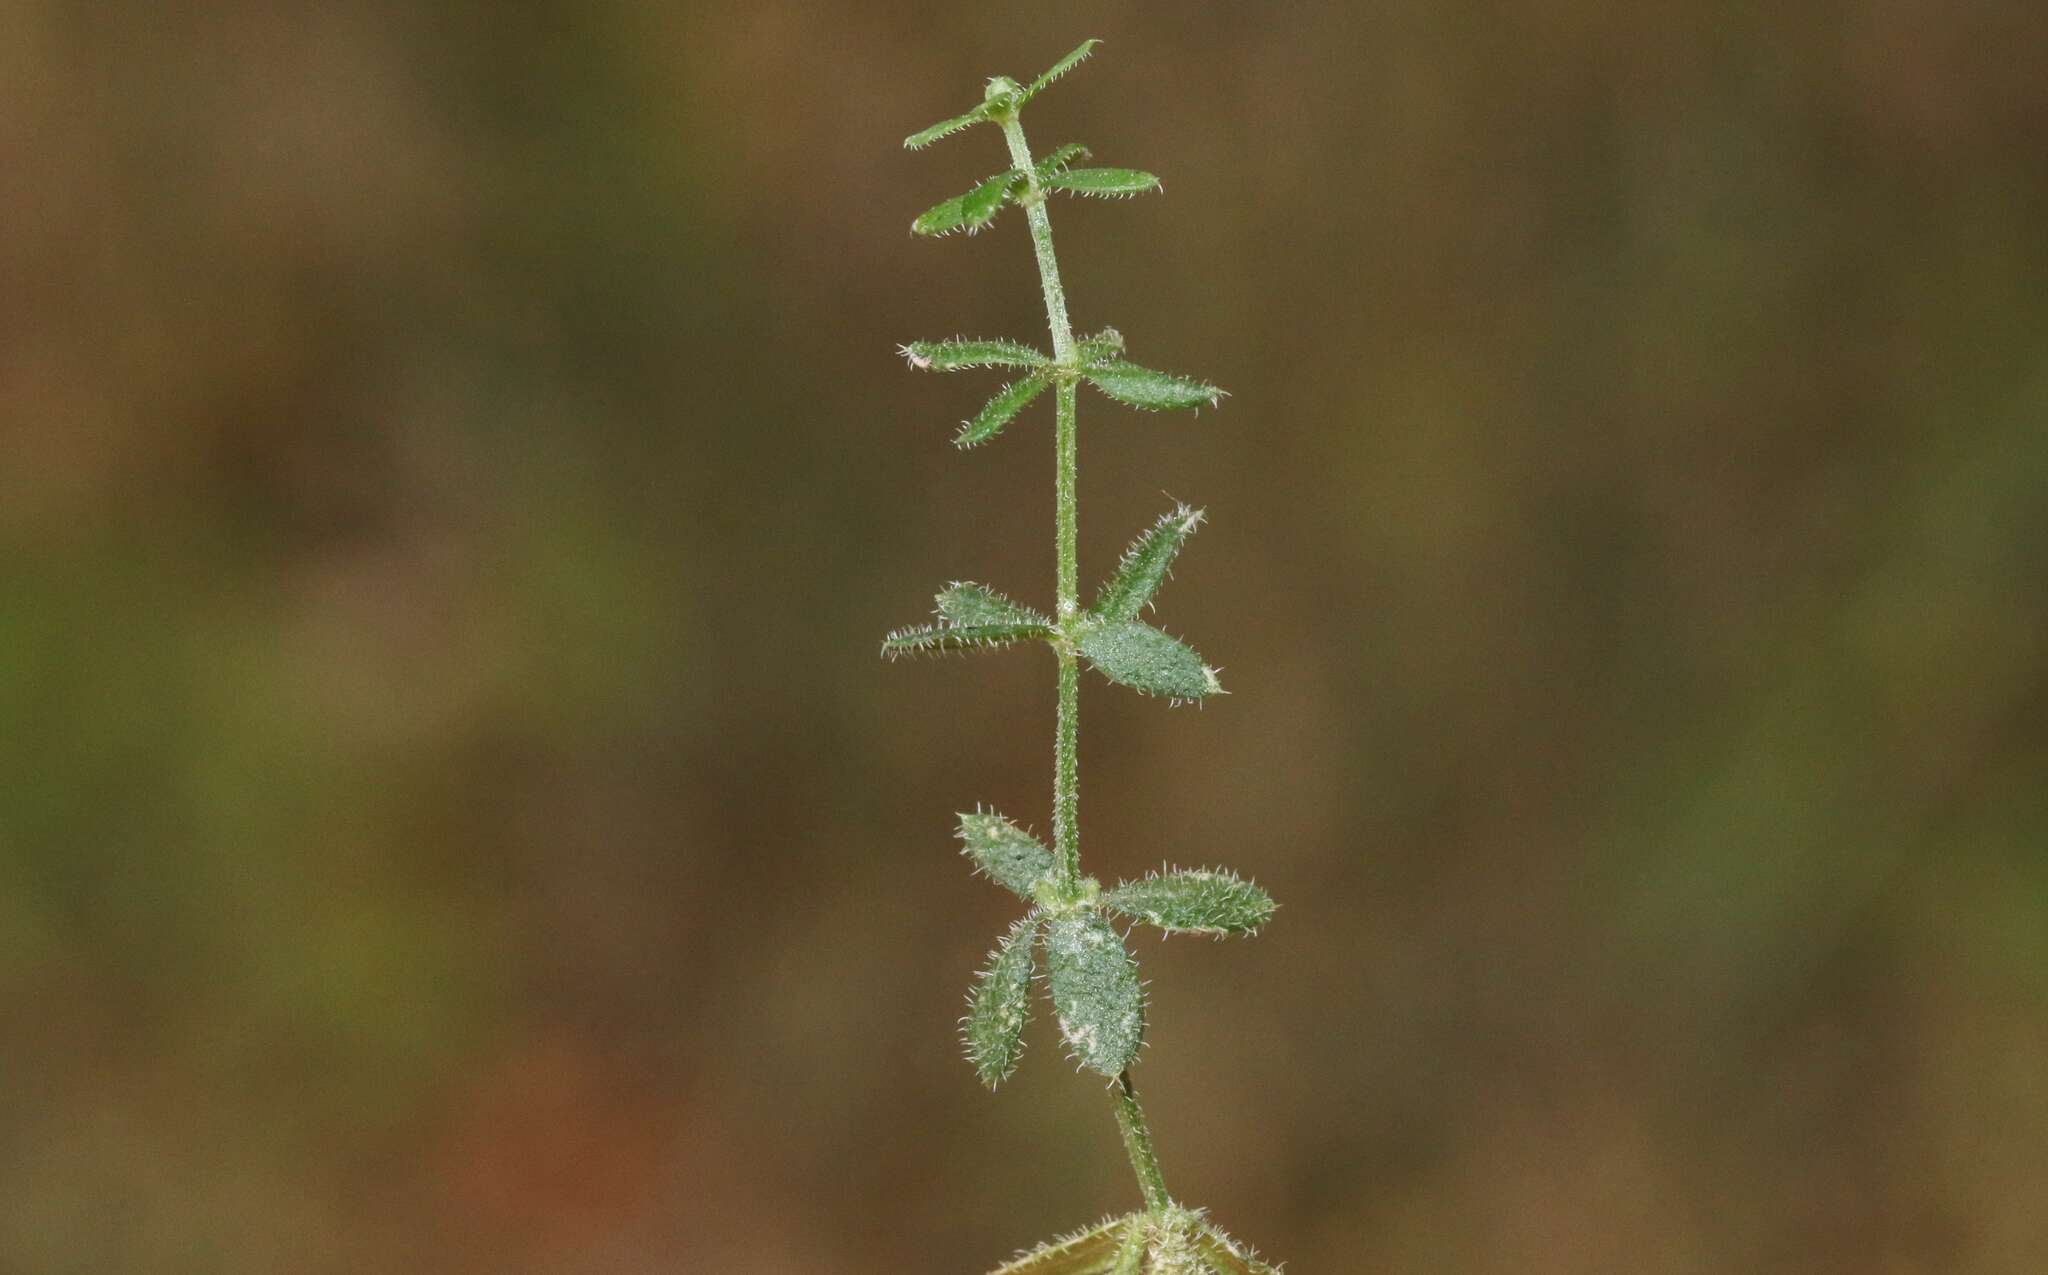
[
  {"left": 937, "top": 583, "right": 1048, "bottom": 629},
  {"left": 1191, "top": 1220, "right": 1283, "bottom": 1275},
  {"left": 901, "top": 338, "right": 1046, "bottom": 372},
  {"left": 904, "top": 103, "right": 993, "bottom": 150},
  {"left": 1045, "top": 168, "right": 1161, "bottom": 198},
  {"left": 1073, "top": 327, "right": 1125, "bottom": 367},
  {"left": 988, "top": 1214, "right": 1140, "bottom": 1275},
  {"left": 958, "top": 371, "right": 1052, "bottom": 447},
  {"left": 1076, "top": 621, "right": 1222, "bottom": 702},
  {"left": 880, "top": 621, "right": 1053, "bottom": 658},
  {"left": 1043, "top": 910, "right": 1143, "bottom": 1076},
  {"left": 1104, "top": 868, "right": 1275, "bottom": 937},
  {"left": 957, "top": 810, "right": 1055, "bottom": 898},
  {"left": 1034, "top": 143, "right": 1091, "bottom": 183},
  {"left": 1110, "top": 1218, "right": 1146, "bottom": 1275},
  {"left": 1083, "top": 360, "right": 1224, "bottom": 412},
  {"left": 963, "top": 912, "right": 1041, "bottom": 1088},
  {"left": 1092, "top": 504, "right": 1204, "bottom": 622},
  {"left": 1021, "top": 38, "right": 1102, "bottom": 103},
  {"left": 913, "top": 169, "right": 1023, "bottom": 236}
]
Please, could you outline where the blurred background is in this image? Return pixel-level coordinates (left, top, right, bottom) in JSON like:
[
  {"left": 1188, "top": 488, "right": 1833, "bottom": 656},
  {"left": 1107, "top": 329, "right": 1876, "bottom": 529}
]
[{"left": 4, "top": 3, "right": 2046, "bottom": 1271}]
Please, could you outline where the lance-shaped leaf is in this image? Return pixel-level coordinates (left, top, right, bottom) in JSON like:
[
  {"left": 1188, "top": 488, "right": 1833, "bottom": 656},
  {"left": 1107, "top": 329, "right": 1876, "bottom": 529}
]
[
  {"left": 1092, "top": 504, "right": 1204, "bottom": 623},
  {"left": 1190, "top": 1220, "right": 1283, "bottom": 1275},
  {"left": 963, "top": 912, "right": 1041, "bottom": 1088},
  {"left": 988, "top": 1214, "right": 1141, "bottom": 1275},
  {"left": 1043, "top": 910, "right": 1143, "bottom": 1076},
  {"left": 880, "top": 620, "right": 1053, "bottom": 659},
  {"left": 1044, "top": 168, "right": 1161, "bottom": 199},
  {"left": 937, "top": 582, "right": 1048, "bottom": 629},
  {"left": 1083, "top": 360, "right": 1224, "bottom": 412},
  {"left": 913, "top": 169, "right": 1024, "bottom": 237},
  {"left": 1020, "top": 38, "right": 1101, "bottom": 103},
  {"left": 957, "top": 810, "right": 1055, "bottom": 898},
  {"left": 1076, "top": 621, "right": 1222, "bottom": 702},
  {"left": 958, "top": 370, "right": 1052, "bottom": 448},
  {"left": 904, "top": 102, "right": 996, "bottom": 150},
  {"left": 900, "top": 337, "right": 1047, "bottom": 372},
  {"left": 1074, "top": 327, "right": 1125, "bottom": 367},
  {"left": 1104, "top": 868, "right": 1276, "bottom": 937},
  {"left": 1034, "top": 143, "right": 1091, "bottom": 183}
]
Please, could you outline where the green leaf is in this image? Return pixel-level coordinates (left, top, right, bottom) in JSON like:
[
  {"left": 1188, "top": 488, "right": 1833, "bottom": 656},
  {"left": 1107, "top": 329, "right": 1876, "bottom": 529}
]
[
  {"left": 904, "top": 103, "right": 993, "bottom": 150},
  {"left": 880, "top": 621, "right": 1053, "bottom": 658},
  {"left": 963, "top": 912, "right": 1041, "bottom": 1088},
  {"left": 1044, "top": 168, "right": 1161, "bottom": 198},
  {"left": 957, "top": 810, "right": 1055, "bottom": 898},
  {"left": 988, "top": 1214, "right": 1141, "bottom": 1275},
  {"left": 912, "top": 169, "right": 1023, "bottom": 237},
  {"left": 1020, "top": 38, "right": 1102, "bottom": 103},
  {"left": 1091, "top": 504, "right": 1204, "bottom": 622},
  {"left": 900, "top": 338, "right": 1046, "bottom": 372},
  {"left": 937, "top": 582, "right": 1048, "bottom": 629},
  {"left": 1104, "top": 868, "right": 1276, "bottom": 937},
  {"left": 1043, "top": 910, "right": 1143, "bottom": 1076},
  {"left": 1083, "top": 360, "right": 1224, "bottom": 412},
  {"left": 1073, "top": 327, "right": 1125, "bottom": 367},
  {"left": 1190, "top": 1220, "right": 1283, "bottom": 1275},
  {"left": 1035, "top": 144, "right": 1092, "bottom": 183},
  {"left": 957, "top": 370, "right": 1052, "bottom": 448},
  {"left": 1075, "top": 621, "right": 1222, "bottom": 702}
]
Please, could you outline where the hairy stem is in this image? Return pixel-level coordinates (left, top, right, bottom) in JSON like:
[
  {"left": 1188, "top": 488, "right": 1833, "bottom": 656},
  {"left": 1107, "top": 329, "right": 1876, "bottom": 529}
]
[
  {"left": 1114, "top": 1072, "right": 1172, "bottom": 1213},
  {"left": 1002, "top": 107, "right": 1173, "bottom": 1213}
]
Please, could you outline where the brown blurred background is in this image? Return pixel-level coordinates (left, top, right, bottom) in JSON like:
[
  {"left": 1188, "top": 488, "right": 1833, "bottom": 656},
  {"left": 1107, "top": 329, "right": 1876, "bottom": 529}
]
[{"left": 4, "top": 3, "right": 2047, "bottom": 1271}]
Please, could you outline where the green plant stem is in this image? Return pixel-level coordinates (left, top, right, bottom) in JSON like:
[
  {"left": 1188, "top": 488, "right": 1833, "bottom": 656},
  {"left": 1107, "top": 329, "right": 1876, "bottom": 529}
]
[
  {"left": 1114, "top": 1071, "right": 1172, "bottom": 1214},
  {"left": 1002, "top": 107, "right": 1174, "bottom": 1215}
]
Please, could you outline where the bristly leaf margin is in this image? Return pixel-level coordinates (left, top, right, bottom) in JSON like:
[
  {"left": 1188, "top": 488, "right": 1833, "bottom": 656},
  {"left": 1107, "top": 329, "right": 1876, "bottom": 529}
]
[
  {"left": 957, "top": 809, "right": 1056, "bottom": 898},
  {"left": 1103, "top": 867, "right": 1277, "bottom": 937},
  {"left": 1091, "top": 503, "right": 1204, "bottom": 622},
  {"left": 1043, "top": 909, "right": 1145, "bottom": 1078},
  {"left": 1075, "top": 620, "right": 1223, "bottom": 703},
  {"left": 963, "top": 912, "right": 1043, "bottom": 1088},
  {"left": 1044, "top": 168, "right": 1161, "bottom": 199},
  {"left": 1020, "top": 38, "right": 1102, "bottom": 103},
  {"left": 901, "top": 337, "right": 1047, "bottom": 372},
  {"left": 880, "top": 620, "right": 1053, "bottom": 658},
  {"left": 957, "top": 370, "right": 1053, "bottom": 447},
  {"left": 1083, "top": 360, "right": 1225, "bottom": 412}
]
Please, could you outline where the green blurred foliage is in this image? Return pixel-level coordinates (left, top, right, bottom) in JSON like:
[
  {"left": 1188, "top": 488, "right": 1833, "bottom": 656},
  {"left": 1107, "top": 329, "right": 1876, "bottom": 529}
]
[{"left": 3, "top": 2, "right": 2045, "bottom": 1271}]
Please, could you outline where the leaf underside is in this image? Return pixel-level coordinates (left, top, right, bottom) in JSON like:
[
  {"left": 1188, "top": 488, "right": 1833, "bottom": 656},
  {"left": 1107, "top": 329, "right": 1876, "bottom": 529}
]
[
  {"left": 1045, "top": 167, "right": 1160, "bottom": 198},
  {"left": 959, "top": 371, "right": 1053, "bottom": 447},
  {"left": 1083, "top": 361, "right": 1223, "bottom": 412},
  {"left": 913, "top": 169, "right": 1023, "bottom": 236},
  {"left": 957, "top": 810, "right": 1055, "bottom": 898},
  {"left": 1104, "top": 868, "right": 1276, "bottom": 936},
  {"left": 902, "top": 337, "right": 1047, "bottom": 371},
  {"left": 1076, "top": 621, "right": 1221, "bottom": 702},
  {"left": 880, "top": 621, "right": 1053, "bottom": 658},
  {"left": 1092, "top": 504, "right": 1204, "bottom": 623},
  {"left": 1043, "top": 910, "right": 1144, "bottom": 1077},
  {"left": 1190, "top": 1220, "right": 1283, "bottom": 1275},
  {"left": 988, "top": 1213, "right": 1140, "bottom": 1275},
  {"left": 964, "top": 912, "right": 1041, "bottom": 1088}
]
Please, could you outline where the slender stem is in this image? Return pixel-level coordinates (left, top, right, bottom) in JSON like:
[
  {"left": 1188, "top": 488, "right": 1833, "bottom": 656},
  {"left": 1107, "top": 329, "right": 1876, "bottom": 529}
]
[
  {"left": 1001, "top": 106, "right": 1173, "bottom": 1213},
  {"left": 1114, "top": 1072, "right": 1172, "bottom": 1213}
]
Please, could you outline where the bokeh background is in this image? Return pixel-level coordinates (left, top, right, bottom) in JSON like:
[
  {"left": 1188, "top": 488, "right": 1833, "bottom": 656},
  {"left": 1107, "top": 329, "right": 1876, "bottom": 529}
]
[{"left": 5, "top": 3, "right": 2047, "bottom": 1271}]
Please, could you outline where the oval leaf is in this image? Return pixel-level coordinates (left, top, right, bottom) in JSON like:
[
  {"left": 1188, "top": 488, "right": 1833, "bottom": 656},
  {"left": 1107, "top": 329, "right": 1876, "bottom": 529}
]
[
  {"left": 964, "top": 912, "right": 1041, "bottom": 1088},
  {"left": 957, "top": 371, "right": 1052, "bottom": 448},
  {"left": 1083, "top": 360, "right": 1223, "bottom": 412},
  {"left": 957, "top": 810, "right": 1055, "bottom": 898},
  {"left": 1044, "top": 168, "right": 1160, "bottom": 198},
  {"left": 1075, "top": 621, "right": 1222, "bottom": 702},
  {"left": 1043, "top": 910, "right": 1143, "bottom": 1076},
  {"left": 1103, "top": 868, "right": 1275, "bottom": 936}
]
